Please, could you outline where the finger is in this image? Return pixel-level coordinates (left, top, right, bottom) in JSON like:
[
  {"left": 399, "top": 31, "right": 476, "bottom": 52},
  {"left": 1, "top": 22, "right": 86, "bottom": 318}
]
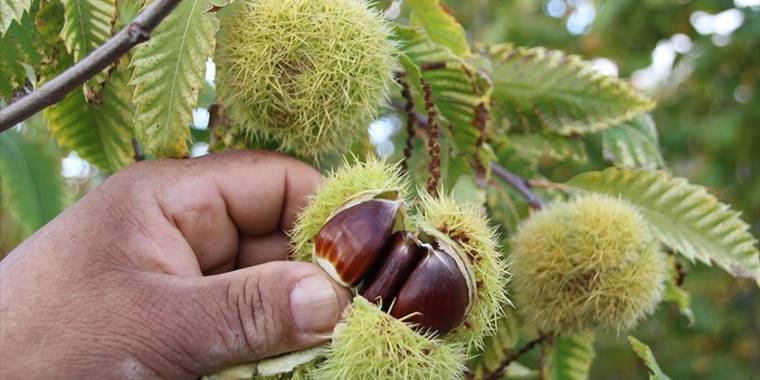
[
  {"left": 114, "top": 150, "right": 322, "bottom": 274},
  {"left": 143, "top": 262, "right": 351, "bottom": 377},
  {"left": 237, "top": 232, "right": 290, "bottom": 268}
]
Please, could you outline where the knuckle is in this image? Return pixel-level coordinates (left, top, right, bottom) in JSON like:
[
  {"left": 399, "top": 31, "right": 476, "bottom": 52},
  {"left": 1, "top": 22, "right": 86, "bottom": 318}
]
[{"left": 227, "top": 275, "right": 283, "bottom": 359}]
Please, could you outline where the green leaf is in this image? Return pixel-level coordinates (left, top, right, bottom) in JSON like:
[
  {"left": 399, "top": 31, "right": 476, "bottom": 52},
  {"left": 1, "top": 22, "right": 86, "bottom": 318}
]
[
  {"left": 129, "top": 0, "right": 218, "bottom": 158},
  {"left": 567, "top": 167, "right": 760, "bottom": 286},
  {"left": 0, "top": 130, "right": 66, "bottom": 236},
  {"left": 44, "top": 60, "right": 135, "bottom": 173},
  {"left": 451, "top": 174, "right": 486, "bottom": 204},
  {"left": 602, "top": 114, "right": 664, "bottom": 169},
  {"left": 661, "top": 256, "right": 694, "bottom": 324},
  {"left": 60, "top": 0, "right": 116, "bottom": 60},
  {"left": 0, "top": 12, "right": 40, "bottom": 98},
  {"left": 663, "top": 276, "right": 694, "bottom": 324},
  {"left": 544, "top": 333, "right": 595, "bottom": 380},
  {"left": 488, "top": 44, "right": 655, "bottom": 135},
  {"left": 0, "top": 0, "right": 32, "bottom": 36},
  {"left": 627, "top": 336, "right": 672, "bottom": 380},
  {"left": 116, "top": 0, "right": 141, "bottom": 28},
  {"left": 396, "top": 26, "right": 490, "bottom": 155},
  {"left": 508, "top": 133, "right": 588, "bottom": 163},
  {"left": 407, "top": 0, "right": 469, "bottom": 57}
]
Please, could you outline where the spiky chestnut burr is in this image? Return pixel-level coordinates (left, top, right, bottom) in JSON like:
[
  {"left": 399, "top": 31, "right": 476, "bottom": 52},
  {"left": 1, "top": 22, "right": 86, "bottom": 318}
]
[
  {"left": 510, "top": 193, "right": 666, "bottom": 332},
  {"left": 285, "top": 159, "right": 510, "bottom": 380},
  {"left": 313, "top": 297, "right": 466, "bottom": 380},
  {"left": 415, "top": 193, "right": 510, "bottom": 351},
  {"left": 215, "top": 0, "right": 396, "bottom": 158}
]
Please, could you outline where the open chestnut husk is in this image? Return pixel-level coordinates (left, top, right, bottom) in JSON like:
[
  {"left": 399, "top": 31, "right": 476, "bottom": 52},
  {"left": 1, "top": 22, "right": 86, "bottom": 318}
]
[{"left": 316, "top": 208, "right": 476, "bottom": 336}]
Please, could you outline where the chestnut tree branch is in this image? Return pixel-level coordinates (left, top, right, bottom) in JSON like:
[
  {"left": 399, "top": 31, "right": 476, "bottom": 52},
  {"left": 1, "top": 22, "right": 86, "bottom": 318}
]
[
  {"left": 0, "top": 0, "right": 183, "bottom": 131},
  {"left": 131, "top": 138, "right": 145, "bottom": 161},
  {"left": 476, "top": 333, "right": 551, "bottom": 380},
  {"left": 491, "top": 162, "right": 544, "bottom": 210}
]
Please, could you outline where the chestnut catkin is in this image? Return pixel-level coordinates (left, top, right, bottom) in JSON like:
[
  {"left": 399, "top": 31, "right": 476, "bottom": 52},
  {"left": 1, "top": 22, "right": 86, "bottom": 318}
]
[
  {"left": 215, "top": 0, "right": 396, "bottom": 158},
  {"left": 510, "top": 194, "right": 666, "bottom": 332}
]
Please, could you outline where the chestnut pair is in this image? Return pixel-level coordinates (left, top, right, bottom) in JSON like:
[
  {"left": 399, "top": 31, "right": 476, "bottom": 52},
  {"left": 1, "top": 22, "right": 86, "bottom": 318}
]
[{"left": 315, "top": 197, "right": 476, "bottom": 336}]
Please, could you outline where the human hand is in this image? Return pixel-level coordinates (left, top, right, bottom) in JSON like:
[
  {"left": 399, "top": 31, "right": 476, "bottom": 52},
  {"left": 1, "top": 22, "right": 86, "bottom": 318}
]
[{"left": 0, "top": 150, "right": 351, "bottom": 379}]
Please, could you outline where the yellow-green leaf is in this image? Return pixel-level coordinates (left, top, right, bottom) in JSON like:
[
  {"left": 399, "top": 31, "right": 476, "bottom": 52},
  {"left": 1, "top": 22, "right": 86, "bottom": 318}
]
[
  {"left": 0, "top": 0, "right": 31, "bottom": 36},
  {"left": 407, "top": 0, "right": 469, "bottom": 57},
  {"left": 0, "top": 12, "right": 40, "bottom": 98},
  {"left": 567, "top": 167, "right": 760, "bottom": 286},
  {"left": 60, "top": 0, "right": 116, "bottom": 60},
  {"left": 0, "top": 130, "right": 66, "bottom": 236},
  {"left": 628, "top": 336, "right": 672, "bottom": 380},
  {"left": 44, "top": 61, "right": 135, "bottom": 173},
  {"left": 544, "top": 333, "right": 595, "bottom": 380},
  {"left": 489, "top": 44, "right": 655, "bottom": 135},
  {"left": 602, "top": 113, "right": 664, "bottom": 169},
  {"left": 508, "top": 133, "right": 588, "bottom": 163},
  {"left": 129, "top": 0, "right": 217, "bottom": 158}
]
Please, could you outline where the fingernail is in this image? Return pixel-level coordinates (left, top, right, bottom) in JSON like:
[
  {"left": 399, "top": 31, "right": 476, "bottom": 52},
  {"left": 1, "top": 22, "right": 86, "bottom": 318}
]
[{"left": 290, "top": 275, "right": 340, "bottom": 334}]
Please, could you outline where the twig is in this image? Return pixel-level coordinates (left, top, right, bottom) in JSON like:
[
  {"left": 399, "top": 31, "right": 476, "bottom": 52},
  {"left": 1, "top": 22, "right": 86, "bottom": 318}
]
[
  {"left": 674, "top": 260, "right": 687, "bottom": 287},
  {"left": 527, "top": 178, "right": 569, "bottom": 191},
  {"left": 132, "top": 138, "right": 145, "bottom": 161},
  {"left": 394, "top": 71, "right": 417, "bottom": 173},
  {"left": 475, "top": 334, "right": 550, "bottom": 380},
  {"left": 0, "top": 0, "right": 182, "bottom": 130},
  {"left": 491, "top": 162, "right": 544, "bottom": 210},
  {"left": 420, "top": 78, "right": 440, "bottom": 196},
  {"left": 675, "top": 262, "right": 686, "bottom": 287}
]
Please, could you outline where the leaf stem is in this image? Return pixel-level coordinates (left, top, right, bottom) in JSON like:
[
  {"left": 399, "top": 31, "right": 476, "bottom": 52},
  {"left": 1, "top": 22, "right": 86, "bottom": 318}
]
[
  {"left": 0, "top": 0, "right": 183, "bottom": 131},
  {"left": 491, "top": 162, "right": 544, "bottom": 210}
]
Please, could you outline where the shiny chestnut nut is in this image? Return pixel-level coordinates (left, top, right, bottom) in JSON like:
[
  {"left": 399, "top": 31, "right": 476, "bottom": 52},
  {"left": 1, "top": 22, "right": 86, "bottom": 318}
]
[
  {"left": 361, "top": 232, "right": 476, "bottom": 336},
  {"left": 361, "top": 231, "right": 424, "bottom": 307},
  {"left": 315, "top": 197, "right": 402, "bottom": 287},
  {"left": 389, "top": 242, "right": 474, "bottom": 335}
]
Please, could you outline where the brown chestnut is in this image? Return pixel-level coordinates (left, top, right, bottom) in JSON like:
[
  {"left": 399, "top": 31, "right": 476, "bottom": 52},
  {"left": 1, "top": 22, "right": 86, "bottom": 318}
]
[
  {"left": 315, "top": 198, "right": 401, "bottom": 287},
  {"left": 313, "top": 195, "right": 476, "bottom": 336},
  {"left": 360, "top": 231, "right": 424, "bottom": 307},
  {"left": 358, "top": 231, "right": 475, "bottom": 336},
  {"left": 389, "top": 242, "right": 473, "bottom": 335}
]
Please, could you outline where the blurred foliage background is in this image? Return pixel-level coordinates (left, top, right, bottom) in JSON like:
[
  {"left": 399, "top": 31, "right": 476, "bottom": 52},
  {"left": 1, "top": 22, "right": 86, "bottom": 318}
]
[
  {"left": 438, "top": 1, "right": 760, "bottom": 378},
  {"left": 1, "top": 0, "right": 758, "bottom": 378}
]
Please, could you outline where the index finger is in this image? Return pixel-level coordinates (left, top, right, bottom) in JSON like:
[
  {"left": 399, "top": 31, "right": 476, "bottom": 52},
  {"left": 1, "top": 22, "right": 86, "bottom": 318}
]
[{"left": 121, "top": 150, "right": 322, "bottom": 274}]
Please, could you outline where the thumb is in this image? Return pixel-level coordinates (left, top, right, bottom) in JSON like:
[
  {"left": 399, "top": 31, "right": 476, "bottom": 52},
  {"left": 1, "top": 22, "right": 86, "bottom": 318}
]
[{"left": 153, "top": 261, "right": 351, "bottom": 377}]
